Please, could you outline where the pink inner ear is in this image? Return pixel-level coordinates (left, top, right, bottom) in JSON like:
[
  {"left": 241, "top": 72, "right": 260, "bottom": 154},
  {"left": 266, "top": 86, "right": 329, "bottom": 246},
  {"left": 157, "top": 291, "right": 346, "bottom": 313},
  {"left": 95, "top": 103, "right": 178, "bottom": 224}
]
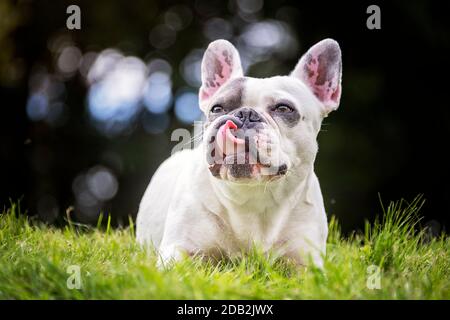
[
  {"left": 303, "top": 50, "right": 341, "bottom": 105},
  {"left": 201, "top": 50, "right": 233, "bottom": 101}
]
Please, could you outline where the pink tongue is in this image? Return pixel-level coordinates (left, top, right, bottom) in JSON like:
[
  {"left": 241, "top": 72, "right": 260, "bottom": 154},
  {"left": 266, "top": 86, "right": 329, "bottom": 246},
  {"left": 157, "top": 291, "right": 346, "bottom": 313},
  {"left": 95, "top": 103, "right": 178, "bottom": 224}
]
[{"left": 216, "top": 120, "right": 245, "bottom": 156}]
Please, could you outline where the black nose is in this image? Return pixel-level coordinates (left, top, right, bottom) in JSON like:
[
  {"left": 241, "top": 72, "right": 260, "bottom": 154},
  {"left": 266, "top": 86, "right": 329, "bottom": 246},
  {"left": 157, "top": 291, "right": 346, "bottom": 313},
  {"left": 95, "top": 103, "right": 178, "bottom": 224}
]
[{"left": 234, "top": 107, "right": 262, "bottom": 125}]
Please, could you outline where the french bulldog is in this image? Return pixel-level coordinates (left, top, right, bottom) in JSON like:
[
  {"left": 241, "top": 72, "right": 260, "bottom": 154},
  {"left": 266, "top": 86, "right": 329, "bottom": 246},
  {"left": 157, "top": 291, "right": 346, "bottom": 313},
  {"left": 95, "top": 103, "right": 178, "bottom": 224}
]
[{"left": 136, "top": 38, "right": 342, "bottom": 268}]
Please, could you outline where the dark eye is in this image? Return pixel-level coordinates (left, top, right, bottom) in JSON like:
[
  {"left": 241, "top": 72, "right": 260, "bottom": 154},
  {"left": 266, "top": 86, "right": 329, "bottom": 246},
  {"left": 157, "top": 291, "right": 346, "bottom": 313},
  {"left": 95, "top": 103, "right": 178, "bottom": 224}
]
[
  {"left": 210, "top": 105, "right": 224, "bottom": 113},
  {"left": 273, "top": 104, "right": 294, "bottom": 113}
]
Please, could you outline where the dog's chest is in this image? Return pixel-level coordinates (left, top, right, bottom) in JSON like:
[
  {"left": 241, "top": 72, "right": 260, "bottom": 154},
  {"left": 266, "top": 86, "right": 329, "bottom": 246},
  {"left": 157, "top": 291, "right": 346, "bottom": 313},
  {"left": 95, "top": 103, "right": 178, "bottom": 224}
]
[{"left": 216, "top": 200, "right": 292, "bottom": 253}]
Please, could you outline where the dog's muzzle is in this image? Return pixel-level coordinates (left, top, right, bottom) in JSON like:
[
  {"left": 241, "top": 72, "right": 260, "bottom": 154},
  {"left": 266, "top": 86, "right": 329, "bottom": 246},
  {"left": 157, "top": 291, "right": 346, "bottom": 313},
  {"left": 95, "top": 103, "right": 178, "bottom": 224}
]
[{"left": 206, "top": 109, "right": 287, "bottom": 180}]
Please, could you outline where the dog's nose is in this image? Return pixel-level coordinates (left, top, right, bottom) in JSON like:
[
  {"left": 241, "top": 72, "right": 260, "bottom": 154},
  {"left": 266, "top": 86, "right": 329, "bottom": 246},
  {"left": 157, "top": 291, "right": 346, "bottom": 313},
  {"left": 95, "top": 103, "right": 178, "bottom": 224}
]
[{"left": 234, "top": 107, "right": 262, "bottom": 124}]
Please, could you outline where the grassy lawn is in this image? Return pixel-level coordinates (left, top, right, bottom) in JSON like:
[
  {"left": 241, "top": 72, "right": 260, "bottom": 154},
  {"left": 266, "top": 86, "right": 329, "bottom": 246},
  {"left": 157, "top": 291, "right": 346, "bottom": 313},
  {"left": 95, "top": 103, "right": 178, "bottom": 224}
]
[{"left": 0, "top": 197, "right": 449, "bottom": 299}]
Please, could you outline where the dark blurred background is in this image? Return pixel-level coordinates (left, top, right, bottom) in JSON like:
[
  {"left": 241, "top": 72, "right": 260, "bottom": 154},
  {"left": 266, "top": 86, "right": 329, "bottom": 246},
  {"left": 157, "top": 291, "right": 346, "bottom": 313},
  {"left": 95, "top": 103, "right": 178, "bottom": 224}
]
[{"left": 0, "top": 0, "right": 449, "bottom": 234}]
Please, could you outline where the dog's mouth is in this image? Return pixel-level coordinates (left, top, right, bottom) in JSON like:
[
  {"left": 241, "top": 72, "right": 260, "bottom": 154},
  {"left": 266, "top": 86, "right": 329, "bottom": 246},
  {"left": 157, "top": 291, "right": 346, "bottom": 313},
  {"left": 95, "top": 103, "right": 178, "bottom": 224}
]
[{"left": 206, "top": 117, "right": 287, "bottom": 181}]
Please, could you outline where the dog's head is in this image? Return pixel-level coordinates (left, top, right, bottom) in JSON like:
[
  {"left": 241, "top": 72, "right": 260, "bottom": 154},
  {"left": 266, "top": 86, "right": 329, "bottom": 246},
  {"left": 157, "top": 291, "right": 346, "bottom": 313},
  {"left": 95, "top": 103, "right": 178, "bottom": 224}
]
[{"left": 200, "top": 39, "right": 342, "bottom": 183}]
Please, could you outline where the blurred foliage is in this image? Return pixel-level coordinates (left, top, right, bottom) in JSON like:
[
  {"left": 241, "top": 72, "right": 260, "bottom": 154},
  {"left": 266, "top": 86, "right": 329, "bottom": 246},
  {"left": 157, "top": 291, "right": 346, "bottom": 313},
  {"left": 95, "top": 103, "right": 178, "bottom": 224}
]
[
  {"left": 0, "top": 0, "right": 449, "bottom": 233},
  {"left": 0, "top": 0, "right": 25, "bottom": 85}
]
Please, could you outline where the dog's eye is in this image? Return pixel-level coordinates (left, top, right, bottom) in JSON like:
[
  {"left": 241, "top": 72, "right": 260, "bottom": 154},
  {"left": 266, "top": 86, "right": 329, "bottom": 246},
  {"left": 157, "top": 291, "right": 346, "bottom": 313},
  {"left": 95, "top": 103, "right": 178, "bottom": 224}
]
[
  {"left": 274, "top": 104, "right": 293, "bottom": 113},
  {"left": 210, "top": 105, "right": 224, "bottom": 114}
]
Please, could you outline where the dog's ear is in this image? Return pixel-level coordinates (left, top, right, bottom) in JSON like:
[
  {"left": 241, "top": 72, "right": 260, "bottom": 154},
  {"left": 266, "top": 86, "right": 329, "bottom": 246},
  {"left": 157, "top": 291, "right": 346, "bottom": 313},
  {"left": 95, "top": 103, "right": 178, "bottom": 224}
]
[
  {"left": 292, "top": 39, "right": 342, "bottom": 116},
  {"left": 199, "top": 40, "right": 243, "bottom": 111}
]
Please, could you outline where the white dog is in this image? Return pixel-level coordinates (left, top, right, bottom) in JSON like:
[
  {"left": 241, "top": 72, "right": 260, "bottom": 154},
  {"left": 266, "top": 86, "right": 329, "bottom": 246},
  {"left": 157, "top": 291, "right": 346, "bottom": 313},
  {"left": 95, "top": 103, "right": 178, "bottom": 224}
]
[{"left": 136, "top": 39, "right": 342, "bottom": 268}]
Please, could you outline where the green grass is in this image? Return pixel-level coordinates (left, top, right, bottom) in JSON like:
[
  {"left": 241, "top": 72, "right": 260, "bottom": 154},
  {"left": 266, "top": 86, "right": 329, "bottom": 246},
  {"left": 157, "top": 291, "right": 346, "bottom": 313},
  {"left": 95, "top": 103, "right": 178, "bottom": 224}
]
[{"left": 0, "top": 197, "right": 449, "bottom": 299}]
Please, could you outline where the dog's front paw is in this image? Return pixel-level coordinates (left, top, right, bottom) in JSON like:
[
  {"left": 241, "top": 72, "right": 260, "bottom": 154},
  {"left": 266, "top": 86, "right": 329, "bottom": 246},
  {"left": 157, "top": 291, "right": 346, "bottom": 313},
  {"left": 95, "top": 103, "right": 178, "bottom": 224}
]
[{"left": 156, "top": 245, "right": 186, "bottom": 269}]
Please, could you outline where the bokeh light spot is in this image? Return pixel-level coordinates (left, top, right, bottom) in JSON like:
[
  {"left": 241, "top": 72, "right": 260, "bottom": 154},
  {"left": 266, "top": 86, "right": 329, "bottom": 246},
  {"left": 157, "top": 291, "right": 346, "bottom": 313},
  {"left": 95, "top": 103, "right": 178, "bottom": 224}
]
[
  {"left": 142, "top": 71, "right": 172, "bottom": 114},
  {"left": 57, "top": 46, "right": 82, "bottom": 75},
  {"left": 26, "top": 93, "right": 49, "bottom": 121},
  {"left": 174, "top": 91, "right": 202, "bottom": 124},
  {"left": 86, "top": 166, "right": 119, "bottom": 201}
]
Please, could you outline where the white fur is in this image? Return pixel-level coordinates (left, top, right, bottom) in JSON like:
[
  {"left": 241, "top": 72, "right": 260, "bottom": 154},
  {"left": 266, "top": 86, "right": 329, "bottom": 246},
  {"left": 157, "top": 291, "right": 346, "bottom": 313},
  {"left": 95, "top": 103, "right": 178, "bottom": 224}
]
[{"left": 136, "top": 39, "right": 342, "bottom": 268}]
